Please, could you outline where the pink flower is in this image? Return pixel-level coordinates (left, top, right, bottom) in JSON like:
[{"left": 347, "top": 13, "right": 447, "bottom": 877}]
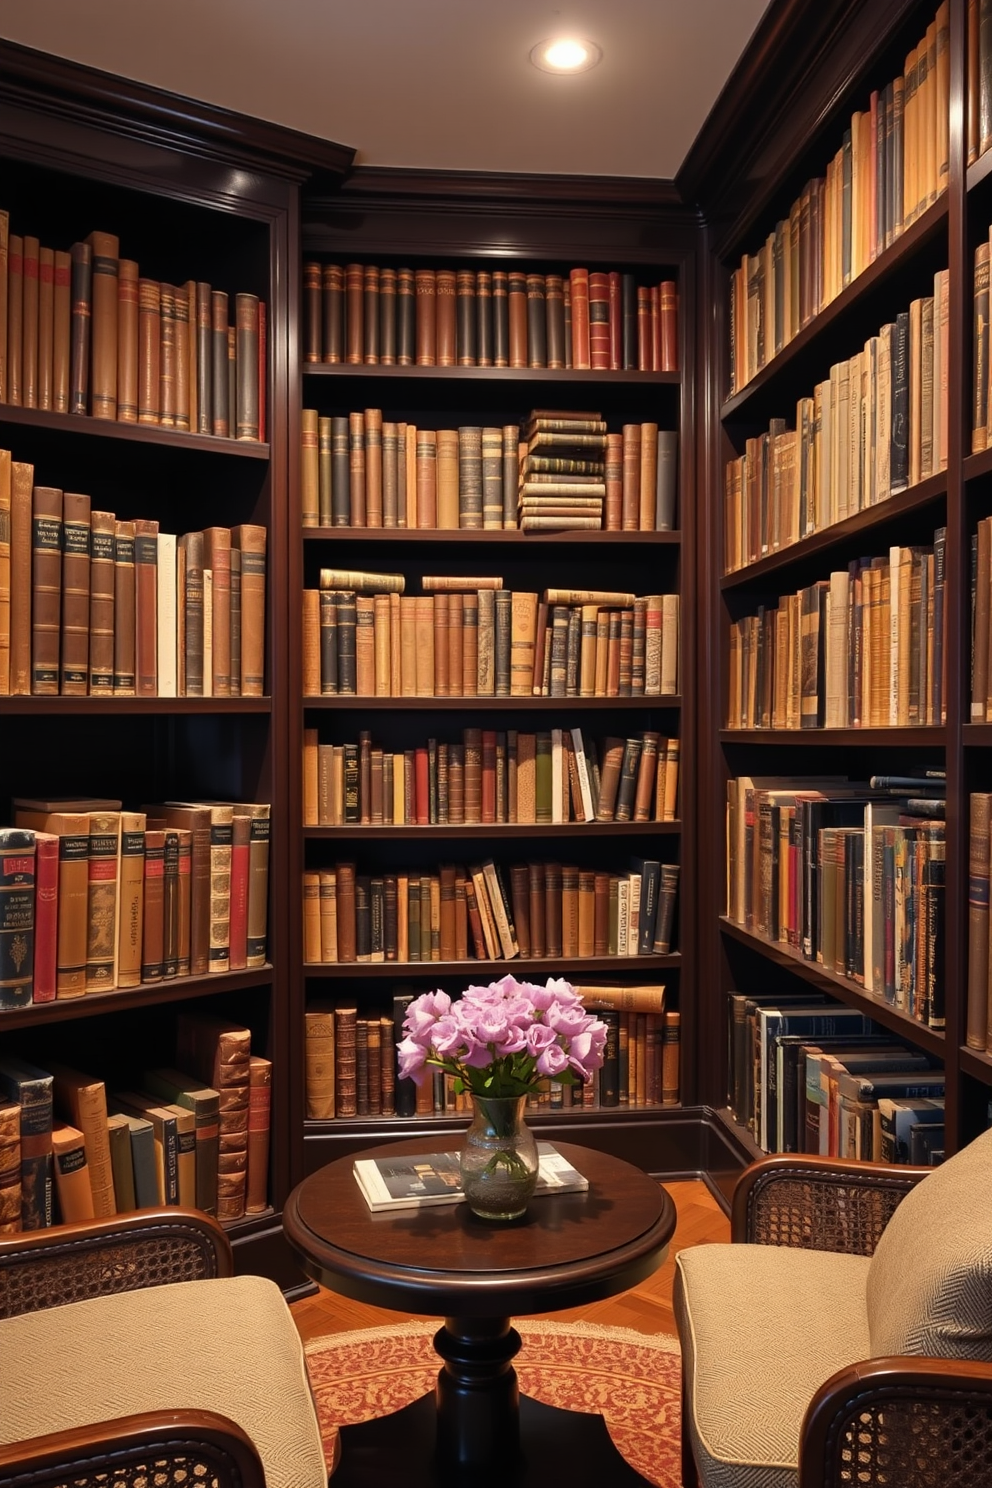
[
  {"left": 396, "top": 1035, "right": 430, "bottom": 1085},
  {"left": 536, "top": 1042, "right": 570, "bottom": 1077}
]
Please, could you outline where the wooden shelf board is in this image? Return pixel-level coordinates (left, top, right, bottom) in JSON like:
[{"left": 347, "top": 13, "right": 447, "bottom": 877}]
[
  {"left": 306, "top": 694, "right": 681, "bottom": 711},
  {"left": 0, "top": 402, "right": 269, "bottom": 458},
  {"left": 305, "top": 821, "right": 681, "bottom": 839},
  {"left": 719, "top": 726, "right": 945, "bottom": 746},
  {"left": 303, "top": 1103, "right": 682, "bottom": 1134},
  {"left": 719, "top": 918, "right": 945, "bottom": 1056},
  {"left": 0, "top": 967, "right": 276, "bottom": 1029},
  {"left": 303, "top": 527, "right": 680, "bottom": 545},
  {"left": 0, "top": 696, "right": 272, "bottom": 715},
  {"left": 304, "top": 954, "right": 681, "bottom": 979},
  {"left": 302, "top": 363, "right": 680, "bottom": 386},
  {"left": 719, "top": 473, "right": 947, "bottom": 590},
  {"left": 960, "top": 1046, "right": 992, "bottom": 1086}
]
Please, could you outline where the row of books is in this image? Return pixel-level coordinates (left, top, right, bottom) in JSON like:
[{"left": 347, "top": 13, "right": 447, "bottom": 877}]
[
  {"left": 0, "top": 798, "right": 270, "bottom": 1009},
  {"left": 726, "top": 535, "right": 947, "bottom": 732},
  {"left": 304, "top": 985, "right": 680, "bottom": 1120},
  {"left": 301, "top": 410, "right": 678, "bottom": 534},
  {"left": 0, "top": 456, "right": 266, "bottom": 696},
  {"left": 724, "top": 278, "right": 949, "bottom": 573},
  {"left": 966, "top": 793, "right": 992, "bottom": 1056},
  {"left": 304, "top": 578, "right": 680, "bottom": 700},
  {"left": 969, "top": 0, "right": 992, "bottom": 165},
  {"left": 302, "top": 262, "right": 679, "bottom": 373},
  {"left": 302, "top": 857, "right": 680, "bottom": 965},
  {"left": 730, "top": 990, "right": 945, "bottom": 1161},
  {"left": 726, "top": 777, "right": 946, "bottom": 1030},
  {"left": 0, "top": 215, "right": 265, "bottom": 439},
  {"left": 303, "top": 727, "right": 680, "bottom": 830},
  {"left": 0, "top": 1016, "right": 270, "bottom": 1232},
  {"left": 728, "top": 4, "right": 948, "bottom": 395}
]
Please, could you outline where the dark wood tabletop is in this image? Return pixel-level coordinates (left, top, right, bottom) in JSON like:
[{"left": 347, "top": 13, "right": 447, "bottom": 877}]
[{"left": 283, "top": 1138, "right": 676, "bottom": 1317}]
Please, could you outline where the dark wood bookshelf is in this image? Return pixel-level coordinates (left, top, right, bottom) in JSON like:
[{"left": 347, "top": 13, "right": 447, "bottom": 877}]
[
  {"left": 303, "top": 528, "right": 681, "bottom": 546},
  {"left": 303, "top": 364, "right": 680, "bottom": 388},
  {"left": 305, "top": 695, "right": 682, "bottom": 712},
  {"left": 719, "top": 727, "right": 946, "bottom": 747},
  {"left": 0, "top": 967, "right": 276, "bottom": 1029},
  {"left": 959, "top": 1046, "right": 992, "bottom": 1086},
  {"left": 0, "top": 401, "right": 271, "bottom": 458},
  {"left": 0, "top": 697, "right": 273, "bottom": 716}
]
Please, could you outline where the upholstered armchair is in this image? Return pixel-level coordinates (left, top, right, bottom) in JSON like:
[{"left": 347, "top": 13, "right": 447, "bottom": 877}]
[
  {"left": 674, "top": 1129, "right": 992, "bottom": 1488},
  {"left": 0, "top": 1207, "right": 329, "bottom": 1488}
]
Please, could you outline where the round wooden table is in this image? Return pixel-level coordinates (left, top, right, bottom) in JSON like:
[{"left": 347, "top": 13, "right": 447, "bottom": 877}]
[{"left": 284, "top": 1139, "right": 676, "bottom": 1487}]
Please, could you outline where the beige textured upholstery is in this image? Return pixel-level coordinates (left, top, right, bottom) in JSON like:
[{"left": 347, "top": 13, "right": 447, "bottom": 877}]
[
  {"left": 867, "top": 1126, "right": 992, "bottom": 1359},
  {"left": 675, "top": 1245, "right": 872, "bottom": 1488},
  {"left": 0, "top": 1274, "right": 327, "bottom": 1488}
]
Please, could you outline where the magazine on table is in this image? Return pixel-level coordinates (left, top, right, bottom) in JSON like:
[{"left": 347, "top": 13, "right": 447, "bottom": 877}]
[{"left": 354, "top": 1141, "right": 589, "bottom": 1212}]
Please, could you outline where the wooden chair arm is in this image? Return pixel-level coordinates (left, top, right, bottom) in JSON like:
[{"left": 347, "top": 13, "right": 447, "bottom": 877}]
[
  {"left": 0, "top": 1207, "right": 233, "bottom": 1319},
  {"left": 0, "top": 1410, "right": 267, "bottom": 1488},
  {"left": 732, "top": 1154, "right": 930, "bottom": 1252},
  {"left": 799, "top": 1356, "right": 992, "bottom": 1488}
]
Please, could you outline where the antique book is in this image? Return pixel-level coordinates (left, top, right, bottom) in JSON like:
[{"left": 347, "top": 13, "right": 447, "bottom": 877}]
[
  {"left": 86, "top": 230, "right": 119, "bottom": 419},
  {"left": 143, "top": 1067, "right": 220, "bottom": 1217},
  {"left": 106, "top": 1110, "right": 136, "bottom": 1213},
  {"left": 111, "top": 1091, "right": 180, "bottom": 1205},
  {"left": 48, "top": 1062, "right": 116, "bottom": 1216},
  {"left": 0, "top": 828, "right": 34, "bottom": 1009},
  {"left": 354, "top": 1141, "right": 588, "bottom": 1212},
  {"left": 176, "top": 1013, "right": 251, "bottom": 1219},
  {"left": 12, "top": 805, "right": 94, "bottom": 998},
  {"left": 51, "top": 1122, "right": 95, "bottom": 1223},
  {"left": 305, "top": 1004, "right": 336, "bottom": 1119}
]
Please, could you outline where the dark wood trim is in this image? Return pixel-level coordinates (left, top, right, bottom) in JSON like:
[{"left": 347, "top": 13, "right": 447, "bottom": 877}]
[
  {"left": 0, "top": 403, "right": 270, "bottom": 457},
  {"left": 325, "top": 167, "right": 686, "bottom": 209},
  {"left": 304, "top": 954, "right": 681, "bottom": 980},
  {"left": 718, "top": 727, "right": 946, "bottom": 747},
  {"left": 0, "top": 697, "right": 272, "bottom": 716},
  {"left": 0, "top": 968, "right": 276, "bottom": 1030},
  {"left": 303, "top": 528, "right": 681, "bottom": 547},
  {"left": 304, "top": 695, "right": 682, "bottom": 713},
  {"left": 304, "top": 822, "right": 682, "bottom": 840},
  {"left": 0, "top": 38, "right": 355, "bottom": 184},
  {"left": 304, "top": 363, "right": 680, "bottom": 387}
]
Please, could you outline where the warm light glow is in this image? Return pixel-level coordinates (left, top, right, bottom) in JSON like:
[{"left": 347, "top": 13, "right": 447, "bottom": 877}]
[{"left": 530, "top": 37, "right": 603, "bottom": 74}]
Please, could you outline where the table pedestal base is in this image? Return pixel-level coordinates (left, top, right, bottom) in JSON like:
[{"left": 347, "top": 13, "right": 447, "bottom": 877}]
[{"left": 330, "top": 1390, "right": 655, "bottom": 1487}]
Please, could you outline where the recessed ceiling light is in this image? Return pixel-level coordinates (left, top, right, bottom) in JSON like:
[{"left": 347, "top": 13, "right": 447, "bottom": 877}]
[{"left": 530, "top": 37, "right": 603, "bottom": 74}]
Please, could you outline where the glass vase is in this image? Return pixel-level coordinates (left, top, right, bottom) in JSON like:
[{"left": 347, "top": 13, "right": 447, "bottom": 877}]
[{"left": 460, "top": 1095, "right": 539, "bottom": 1220}]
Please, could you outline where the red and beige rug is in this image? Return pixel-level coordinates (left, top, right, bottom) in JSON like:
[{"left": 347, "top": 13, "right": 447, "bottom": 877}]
[{"left": 305, "top": 1318, "right": 682, "bottom": 1486}]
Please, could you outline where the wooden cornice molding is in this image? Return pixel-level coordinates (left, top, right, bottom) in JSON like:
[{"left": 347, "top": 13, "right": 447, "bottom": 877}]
[
  {"left": 330, "top": 166, "right": 686, "bottom": 210},
  {"left": 677, "top": 0, "right": 917, "bottom": 256},
  {"left": 0, "top": 38, "right": 356, "bottom": 186}
]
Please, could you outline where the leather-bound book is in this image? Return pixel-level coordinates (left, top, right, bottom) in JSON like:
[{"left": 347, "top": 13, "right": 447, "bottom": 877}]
[
  {"left": 322, "top": 262, "right": 344, "bottom": 362},
  {"left": 210, "top": 289, "right": 229, "bottom": 435},
  {"left": 348, "top": 410, "right": 366, "bottom": 526},
  {"left": 232, "top": 524, "right": 266, "bottom": 697},
  {"left": 456, "top": 269, "right": 477, "bottom": 365},
  {"left": 23, "top": 237, "right": 42, "bottom": 408},
  {"left": 159, "top": 282, "right": 178, "bottom": 426},
  {"left": 436, "top": 268, "right": 456, "bottom": 366},
  {"left": 639, "top": 421, "right": 659, "bottom": 531},
  {"left": 435, "top": 428, "right": 459, "bottom": 530},
  {"left": 133, "top": 517, "right": 159, "bottom": 695},
  {"left": 545, "top": 273, "right": 565, "bottom": 369},
  {"left": 396, "top": 266, "right": 415, "bottom": 364},
  {"left": 362, "top": 263, "right": 380, "bottom": 363},
  {"left": 305, "top": 1005, "right": 335, "bottom": 1116},
  {"left": 656, "top": 430, "right": 678, "bottom": 530},
  {"left": 379, "top": 266, "right": 397, "bottom": 364},
  {"left": 37, "top": 244, "right": 54, "bottom": 410},
  {"left": 303, "top": 261, "right": 322, "bottom": 361},
  {"left": 0, "top": 828, "right": 34, "bottom": 1009},
  {"left": 653, "top": 863, "right": 680, "bottom": 954},
  {"left": 0, "top": 211, "right": 7, "bottom": 402},
  {"left": 650, "top": 284, "right": 661, "bottom": 371},
  {"left": 569, "top": 268, "right": 591, "bottom": 369},
  {"left": 0, "top": 1056, "right": 53, "bottom": 1228},
  {"left": 32, "top": 831, "right": 59, "bottom": 995},
  {"left": 300, "top": 407, "right": 319, "bottom": 527},
  {"left": 235, "top": 292, "right": 260, "bottom": 440},
  {"left": 561, "top": 863, "right": 579, "bottom": 956},
  {"left": 621, "top": 273, "right": 638, "bottom": 369},
  {"left": 461, "top": 590, "right": 479, "bottom": 695},
  {"left": 545, "top": 861, "right": 563, "bottom": 958},
  {"left": 578, "top": 869, "right": 596, "bottom": 957},
  {"left": 47, "top": 1061, "right": 115, "bottom": 1216},
  {"left": 415, "top": 427, "right": 437, "bottom": 528},
  {"left": 502, "top": 424, "right": 519, "bottom": 529},
  {"left": 414, "top": 267, "right": 437, "bottom": 365},
  {"left": 52, "top": 249, "right": 71, "bottom": 413},
  {"left": 179, "top": 530, "right": 204, "bottom": 697},
  {"left": 245, "top": 1054, "right": 271, "bottom": 1212},
  {"left": 526, "top": 273, "right": 547, "bottom": 368},
  {"left": 51, "top": 1122, "right": 95, "bottom": 1222},
  {"left": 345, "top": 263, "right": 364, "bottom": 363},
  {"left": 458, "top": 424, "right": 483, "bottom": 528},
  {"left": 114, "top": 258, "right": 138, "bottom": 423},
  {"left": 7, "top": 234, "right": 23, "bottom": 405},
  {"left": 481, "top": 426, "right": 502, "bottom": 529},
  {"left": 365, "top": 406, "right": 384, "bottom": 527},
  {"left": 140, "top": 828, "right": 166, "bottom": 981},
  {"left": 175, "top": 1014, "right": 251, "bottom": 1219},
  {"left": 661, "top": 1010, "right": 680, "bottom": 1103},
  {"left": 228, "top": 810, "right": 250, "bottom": 972},
  {"left": 115, "top": 810, "right": 146, "bottom": 989},
  {"left": 588, "top": 271, "right": 610, "bottom": 371},
  {"left": 59, "top": 491, "right": 90, "bottom": 695},
  {"left": 660, "top": 280, "right": 679, "bottom": 370},
  {"left": 528, "top": 861, "right": 546, "bottom": 958},
  {"left": 333, "top": 1004, "right": 358, "bottom": 1114},
  {"left": 31, "top": 485, "right": 62, "bottom": 695},
  {"left": 492, "top": 269, "right": 509, "bottom": 366},
  {"left": 0, "top": 453, "right": 8, "bottom": 695},
  {"left": 84, "top": 810, "right": 120, "bottom": 991},
  {"left": 508, "top": 270, "right": 528, "bottom": 367},
  {"left": 354, "top": 595, "right": 375, "bottom": 695},
  {"left": 111, "top": 518, "right": 136, "bottom": 694},
  {"left": 330, "top": 414, "right": 350, "bottom": 526},
  {"left": 637, "top": 285, "right": 652, "bottom": 370},
  {"left": 223, "top": 536, "right": 236, "bottom": 693},
  {"left": 86, "top": 230, "right": 119, "bottom": 419},
  {"left": 161, "top": 828, "right": 180, "bottom": 977},
  {"left": 381, "top": 419, "right": 399, "bottom": 527},
  {"left": 69, "top": 240, "right": 93, "bottom": 416},
  {"left": 475, "top": 268, "right": 493, "bottom": 365},
  {"left": 257, "top": 300, "right": 267, "bottom": 443},
  {"left": 143, "top": 1068, "right": 220, "bottom": 1216},
  {"left": 0, "top": 1101, "right": 21, "bottom": 1231},
  {"left": 137, "top": 278, "right": 161, "bottom": 425},
  {"left": 622, "top": 424, "right": 642, "bottom": 530},
  {"left": 608, "top": 270, "right": 622, "bottom": 371},
  {"left": 203, "top": 526, "right": 232, "bottom": 696}
]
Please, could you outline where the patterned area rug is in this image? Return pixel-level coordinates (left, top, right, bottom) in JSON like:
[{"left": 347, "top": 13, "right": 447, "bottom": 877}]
[{"left": 305, "top": 1318, "right": 682, "bottom": 1486}]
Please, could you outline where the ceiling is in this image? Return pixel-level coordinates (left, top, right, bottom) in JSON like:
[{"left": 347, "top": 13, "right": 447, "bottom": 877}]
[{"left": 0, "top": 0, "right": 770, "bottom": 180}]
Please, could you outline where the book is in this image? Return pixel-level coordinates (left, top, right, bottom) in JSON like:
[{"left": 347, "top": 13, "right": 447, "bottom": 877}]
[
  {"left": 353, "top": 1141, "right": 588, "bottom": 1212},
  {"left": 143, "top": 1067, "right": 220, "bottom": 1216},
  {"left": 51, "top": 1121, "right": 95, "bottom": 1222},
  {"left": 0, "top": 1055, "right": 53, "bottom": 1228}
]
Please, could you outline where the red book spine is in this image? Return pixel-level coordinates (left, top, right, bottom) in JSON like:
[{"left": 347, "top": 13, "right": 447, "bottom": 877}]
[
  {"left": 32, "top": 833, "right": 59, "bottom": 1003},
  {"left": 569, "top": 268, "right": 590, "bottom": 370},
  {"left": 608, "top": 270, "right": 622, "bottom": 371},
  {"left": 588, "top": 271, "right": 610, "bottom": 371},
  {"left": 414, "top": 747, "right": 429, "bottom": 825},
  {"left": 481, "top": 729, "right": 497, "bottom": 824}
]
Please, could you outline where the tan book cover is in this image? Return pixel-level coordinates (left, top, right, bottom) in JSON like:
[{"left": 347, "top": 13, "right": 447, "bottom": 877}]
[
  {"left": 116, "top": 810, "right": 146, "bottom": 989},
  {"left": 87, "top": 509, "right": 115, "bottom": 695},
  {"left": 52, "top": 1122, "right": 95, "bottom": 1222},
  {"left": 9, "top": 461, "right": 33, "bottom": 695},
  {"left": 13, "top": 807, "right": 90, "bottom": 996},
  {"left": 110, "top": 1091, "right": 180, "bottom": 1205},
  {"left": 37, "top": 244, "right": 54, "bottom": 411},
  {"left": 48, "top": 1063, "right": 115, "bottom": 1216},
  {"left": 246, "top": 1054, "right": 271, "bottom": 1213},
  {"left": 203, "top": 527, "right": 232, "bottom": 697},
  {"left": 305, "top": 1005, "right": 335, "bottom": 1119},
  {"left": 31, "top": 484, "right": 62, "bottom": 695},
  {"left": 319, "top": 868, "right": 338, "bottom": 960},
  {"left": 21, "top": 236, "right": 39, "bottom": 409},
  {"left": 302, "top": 870, "right": 321, "bottom": 962},
  {"left": 436, "top": 428, "right": 460, "bottom": 528},
  {"left": 175, "top": 1013, "right": 251, "bottom": 1219},
  {"left": 85, "top": 810, "right": 120, "bottom": 991},
  {"left": 510, "top": 590, "right": 538, "bottom": 697},
  {"left": 116, "top": 258, "right": 139, "bottom": 423},
  {"left": 60, "top": 490, "right": 90, "bottom": 695},
  {"left": 53, "top": 250, "right": 70, "bottom": 412},
  {"left": 231, "top": 524, "right": 266, "bottom": 696},
  {"left": 0, "top": 210, "right": 7, "bottom": 404},
  {"left": 355, "top": 593, "right": 375, "bottom": 695}
]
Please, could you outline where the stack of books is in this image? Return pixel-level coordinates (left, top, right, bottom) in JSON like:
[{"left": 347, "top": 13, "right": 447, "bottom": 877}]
[{"left": 518, "top": 410, "right": 607, "bottom": 531}]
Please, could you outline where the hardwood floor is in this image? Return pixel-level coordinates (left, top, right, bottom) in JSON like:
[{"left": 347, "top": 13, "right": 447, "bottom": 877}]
[{"left": 290, "top": 1176, "right": 730, "bottom": 1345}]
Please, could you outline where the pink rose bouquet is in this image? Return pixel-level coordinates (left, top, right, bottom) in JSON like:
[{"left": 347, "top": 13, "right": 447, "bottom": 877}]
[{"left": 396, "top": 973, "right": 608, "bottom": 1097}]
